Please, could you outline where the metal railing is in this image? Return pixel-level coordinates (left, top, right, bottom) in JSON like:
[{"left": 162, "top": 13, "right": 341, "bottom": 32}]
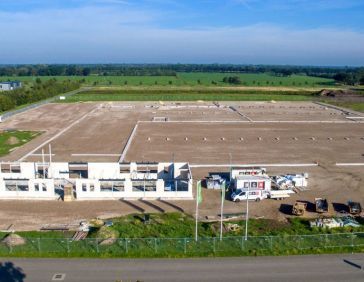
[{"left": 1, "top": 232, "right": 364, "bottom": 257}]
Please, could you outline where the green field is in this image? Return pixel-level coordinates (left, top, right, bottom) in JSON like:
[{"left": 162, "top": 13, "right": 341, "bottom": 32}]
[
  {"left": 0, "top": 130, "right": 40, "bottom": 157},
  {"left": 64, "top": 88, "right": 314, "bottom": 102},
  {"left": 1, "top": 73, "right": 336, "bottom": 87}
]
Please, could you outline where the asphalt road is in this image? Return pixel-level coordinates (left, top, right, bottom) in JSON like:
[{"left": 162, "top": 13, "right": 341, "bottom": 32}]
[{"left": 0, "top": 254, "right": 363, "bottom": 282}]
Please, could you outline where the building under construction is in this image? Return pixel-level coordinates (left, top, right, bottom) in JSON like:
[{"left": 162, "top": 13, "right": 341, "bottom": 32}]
[{"left": 0, "top": 161, "right": 193, "bottom": 200}]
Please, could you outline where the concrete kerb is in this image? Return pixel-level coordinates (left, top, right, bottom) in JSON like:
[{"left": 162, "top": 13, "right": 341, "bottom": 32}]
[{"left": 118, "top": 122, "right": 140, "bottom": 163}]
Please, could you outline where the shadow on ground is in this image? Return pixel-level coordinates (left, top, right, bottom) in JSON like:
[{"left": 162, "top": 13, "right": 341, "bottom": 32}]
[{"left": 0, "top": 261, "right": 26, "bottom": 282}]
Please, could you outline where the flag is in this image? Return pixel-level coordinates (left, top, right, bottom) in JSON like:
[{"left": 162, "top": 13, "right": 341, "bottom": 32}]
[
  {"left": 221, "top": 181, "right": 226, "bottom": 200},
  {"left": 197, "top": 180, "right": 202, "bottom": 204}
]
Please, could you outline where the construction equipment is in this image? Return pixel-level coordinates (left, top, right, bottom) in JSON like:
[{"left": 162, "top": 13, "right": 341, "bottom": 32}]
[
  {"left": 348, "top": 201, "right": 362, "bottom": 215},
  {"left": 315, "top": 198, "right": 329, "bottom": 213},
  {"left": 292, "top": 201, "right": 307, "bottom": 216}
]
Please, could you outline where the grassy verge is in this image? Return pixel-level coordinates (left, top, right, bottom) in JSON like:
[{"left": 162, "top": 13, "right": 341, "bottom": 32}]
[
  {"left": 0, "top": 131, "right": 41, "bottom": 157},
  {"left": 324, "top": 101, "right": 364, "bottom": 113},
  {"left": 62, "top": 88, "right": 315, "bottom": 102},
  {"left": 1, "top": 214, "right": 363, "bottom": 258}
]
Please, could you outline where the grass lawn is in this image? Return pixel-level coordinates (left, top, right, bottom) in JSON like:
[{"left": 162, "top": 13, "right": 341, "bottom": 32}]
[{"left": 0, "top": 130, "right": 40, "bottom": 157}]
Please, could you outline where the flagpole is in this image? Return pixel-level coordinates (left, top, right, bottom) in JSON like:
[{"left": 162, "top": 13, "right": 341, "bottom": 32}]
[
  {"left": 219, "top": 182, "right": 225, "bottom": 241},
  {"left": 195, "top": 180, "right": 200, "bottom": 242}
]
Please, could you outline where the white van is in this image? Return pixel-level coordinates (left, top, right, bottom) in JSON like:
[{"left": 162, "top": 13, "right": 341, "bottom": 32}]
[{"left": 231, "top": 189, "right": 265, "bottom": 202}]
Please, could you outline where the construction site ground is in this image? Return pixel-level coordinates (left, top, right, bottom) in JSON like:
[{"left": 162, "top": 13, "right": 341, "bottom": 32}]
[{"left": 0, "top": 101, "right": 363, "bottom": 231}]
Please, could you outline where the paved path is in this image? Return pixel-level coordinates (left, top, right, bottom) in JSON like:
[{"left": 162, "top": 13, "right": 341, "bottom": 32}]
[{"left": 1, "top": 254, "right": 363, "bottom": 282}]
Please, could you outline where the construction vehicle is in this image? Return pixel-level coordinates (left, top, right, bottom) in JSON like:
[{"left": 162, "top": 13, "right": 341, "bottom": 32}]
[
  {"left": 348, "top": 201, "right": 362, "bottom": 215},
  {"left": 292, "top": 201, "right": 307, "bottom": 216},
  {"left": 315, "top": 198, "right": 329, "bottom": 213}
]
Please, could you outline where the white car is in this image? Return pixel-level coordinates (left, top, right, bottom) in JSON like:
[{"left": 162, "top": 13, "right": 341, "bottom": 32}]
[{"left": 231, "top": 189, "right": 265, "bottom": 202}]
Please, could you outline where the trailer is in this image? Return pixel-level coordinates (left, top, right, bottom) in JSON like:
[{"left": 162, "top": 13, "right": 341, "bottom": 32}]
[
  {"left": 315, "top": 198, "right": 329, "bottom": 213},
  {"left": 267, "top": 190, "right": 294, "bottom": 200}
]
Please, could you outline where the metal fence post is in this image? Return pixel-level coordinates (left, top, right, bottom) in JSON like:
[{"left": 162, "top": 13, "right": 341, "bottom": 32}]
[
  {"left": 37, "top": 238, "right": 41, "bottom": 254},
  {"left": 67, "top": 239, "right": 70, "bottom": 254},
  {"left": 154, "top": 238, "right": 157, "bottom": 254},
  {"left": 184, "top": 238, "right": 187, "bottom": 254},
  {"left": 351, "top": 233, "right": 355, "bottom": 253},
  {"left": 125, "top": 239, "right": 128, "bottom": 254},
  {"left": 269, "top": 236, "right": 273, "bottom": 251},
  {"left": 241, "top": 237, "right": 244, "bottom": 251},
  {"left": 213, "top": 237, "right": 216, "bottom": 253},
  {"left": 95, "top": 239, "right": 99, "bottom": 253}
]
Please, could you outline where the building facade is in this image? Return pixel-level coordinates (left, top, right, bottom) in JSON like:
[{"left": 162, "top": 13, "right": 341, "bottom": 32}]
[
  {"left": 0, "top": 81, "right": 22, "bottom": 91},
  {"left": 0, "top": 162, "right": 193, "bottom": 200}
]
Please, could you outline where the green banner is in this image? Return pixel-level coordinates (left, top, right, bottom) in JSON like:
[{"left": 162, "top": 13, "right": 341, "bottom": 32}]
[{"left": 197, "top": 180, "right": 202, "bottom": 204}]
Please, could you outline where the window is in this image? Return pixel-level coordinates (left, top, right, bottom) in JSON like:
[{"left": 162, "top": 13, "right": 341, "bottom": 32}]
[
  {"left": 5, "top": 181, "right": 16, "bottom": 191},
  {"left": 251, "top": 182, "right": 258, "bottom": 189},
  {"left": 10, "top": 165, "right": 21, "bottom": 173},
  {"left": 90, "top": 184, "right": 95, "bottom": 192},
  {"left": 34, "top": 183, "right": 39, "bottom": 191},
  {"left": 113, "top": 181, "right": 124, "bottom": 192},
  {"left": 1, "top": 164, "right": 10, "bottom": 173},
  {"left": 100, "top": 182, "right": 113, "bottom": 192},
  {"left": 82, "top": 184, "right": 87, "bottom": 192},
  {"left": 18, "top": 183, "right": 29, "bottom": 191},
  {"left": 42, "top": 183, "right": 47, "bottom": 192}
]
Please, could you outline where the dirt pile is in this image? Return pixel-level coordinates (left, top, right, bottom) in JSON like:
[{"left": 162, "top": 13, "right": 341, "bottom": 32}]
[
  {"left": 6, "top": 136, "right": 20, "bottom": 145},
  {"left": 2, "top": 233, "right": 26, "bottom": 247},
  {"left": 318, "top": 89, "right": 356, "bottom": 97}
]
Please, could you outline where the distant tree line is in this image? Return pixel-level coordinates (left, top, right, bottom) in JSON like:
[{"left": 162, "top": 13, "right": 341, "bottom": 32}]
[
  {"left": 0, "top": 64, "right": 364, "bottom": 84},
  {"left": 0, "top": 79, "right": 80, "bottom": 112}
]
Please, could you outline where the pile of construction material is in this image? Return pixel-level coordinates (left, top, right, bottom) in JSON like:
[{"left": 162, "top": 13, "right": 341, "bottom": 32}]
[
  {"left": 310, "top": 217, "right": 360, "bottom": 229},
  {"left": 271, "top": 173, "right": 308, "bottom": 191}
]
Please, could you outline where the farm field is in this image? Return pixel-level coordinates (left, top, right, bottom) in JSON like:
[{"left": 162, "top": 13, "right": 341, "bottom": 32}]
[{"left": 1, "top": 72, "right": 337, "bottom": 87}]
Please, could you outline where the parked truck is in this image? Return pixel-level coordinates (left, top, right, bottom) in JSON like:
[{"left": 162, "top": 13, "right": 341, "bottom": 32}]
[
  {"left": 348, "top": 201, "right": 362, "bottom": 215},
  {"left": 315, "top": 198, "right": 329, "bottom": 213},
  {"left": 292, "top": 201, "right": 307, "bottom": 216}
]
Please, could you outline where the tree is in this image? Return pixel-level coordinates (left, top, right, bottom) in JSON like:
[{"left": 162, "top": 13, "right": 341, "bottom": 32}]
[
  {"left": 360, "top": 75, "right": 364, "bottom": 85},
  {"left": 0, "top": 95, "right": 15, "bottom": 111},
  {"left": 82, "top": 68, "right": 91, "bottom": 76}
]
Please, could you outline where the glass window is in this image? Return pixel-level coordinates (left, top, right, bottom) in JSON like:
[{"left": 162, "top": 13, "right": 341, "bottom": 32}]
[
  {"left": 82, "top": 184, "right": 87, "bottom": 192},
  {"left": 35, "top": 183, "right": 39, "bottom": 191},
  {"left": 42, "top": 183, "right": 47, "bottom": 192}
]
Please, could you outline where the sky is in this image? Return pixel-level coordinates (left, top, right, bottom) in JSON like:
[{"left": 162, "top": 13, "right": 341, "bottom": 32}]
[{"left": 0, "top": 0, "right": 364, "bottom": 66}]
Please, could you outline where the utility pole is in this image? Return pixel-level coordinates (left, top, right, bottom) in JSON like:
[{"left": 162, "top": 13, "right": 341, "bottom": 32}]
[{"left": 245, "top": 184, "right": 249, "bottom": 241}]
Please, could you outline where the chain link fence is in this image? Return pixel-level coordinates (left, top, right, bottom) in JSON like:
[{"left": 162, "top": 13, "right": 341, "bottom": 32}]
[{"left": 1, "top": 232, "right": 364, "bottom": 257}]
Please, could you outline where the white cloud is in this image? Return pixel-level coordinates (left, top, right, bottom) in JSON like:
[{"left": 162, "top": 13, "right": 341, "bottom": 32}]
[{"left": 0, "top": 6, "right": 363, "bottom": 65}]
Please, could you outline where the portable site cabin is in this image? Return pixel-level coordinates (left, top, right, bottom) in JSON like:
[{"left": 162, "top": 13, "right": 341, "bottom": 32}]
[
  {"left": 230, "top": 167, "right": 270, "bottom": 191},
  {"left": 234, "top": 174, "right": 271, "bottom": 191}
]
